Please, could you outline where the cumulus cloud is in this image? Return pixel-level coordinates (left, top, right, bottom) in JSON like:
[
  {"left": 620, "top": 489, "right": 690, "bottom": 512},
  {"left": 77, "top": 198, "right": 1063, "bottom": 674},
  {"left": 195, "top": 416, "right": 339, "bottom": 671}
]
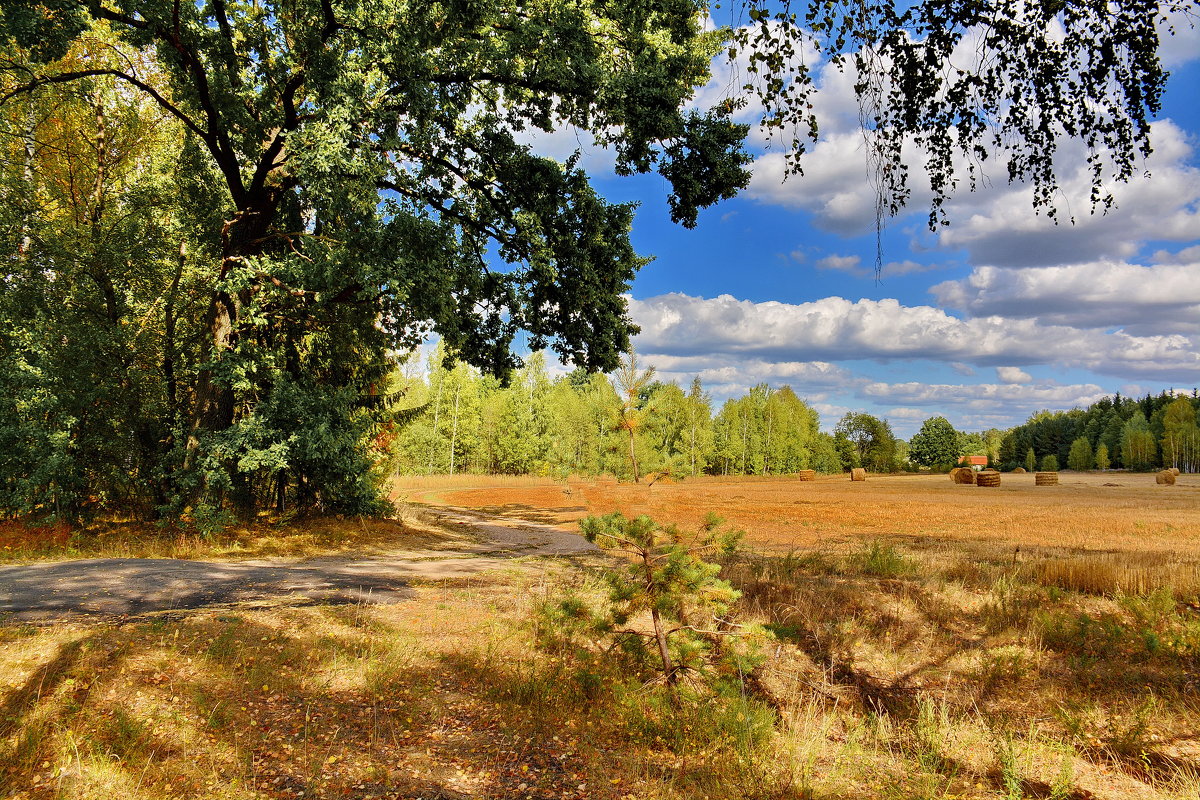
[
  {"left": 932, "top": 260, "right": 1200, "bottom": 335},
  {"left": 639, "top": 353, "right": 855, "bottom": 399},
  {"left": 513, "top": 124, "right": 618, "bottom": 176},
  {"left": 811, "top": 254, "right": 941, "bottom": 279},
  {"left": 881, "top": 260, "right": 938, "bottom": 277},
  {"left": 996, "top": 367, "right": 1033, "bottom": 384},
  {"left": 885, "top": 407, "right": 931, "bottom": 420},
  {"left": 816, "top": 254, "right": 863, "bottom": 273},
  {"left": 1158, "top": 9, "right": 1200, "bottom": 69},
  {"left": 1153, "top": 245, "right": 1200, "bottom": 265},
  {"left": 741, "top": 29, "right": 1200, "bottom": 267},
  {"left": 628, "top": 292, "right": 1200, "bottom": 382},
  {"left": 929, "top": 122, "right": 1200, "bottom": 267},
  {"left": 861, "top": 380, "right": 1111, "bottom": 433}
]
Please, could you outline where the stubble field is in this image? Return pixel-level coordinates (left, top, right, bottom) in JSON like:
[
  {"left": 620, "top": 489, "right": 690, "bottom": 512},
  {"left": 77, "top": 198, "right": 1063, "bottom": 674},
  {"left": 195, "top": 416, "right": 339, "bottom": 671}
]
[
  {"left": 398, "top": 470, "right": 1200, "bottom": 556},
  {"left": 4, "top": 471, "right": 1200, "bottom": 800}
]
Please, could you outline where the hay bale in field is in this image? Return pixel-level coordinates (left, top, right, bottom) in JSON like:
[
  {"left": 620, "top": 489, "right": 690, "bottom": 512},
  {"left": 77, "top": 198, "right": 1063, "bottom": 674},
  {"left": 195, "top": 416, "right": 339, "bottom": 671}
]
[
  {"left": 1169, "top": 467, "right": 1181, "bottom": 476},
  {"left": 1157, "top": 470, "right": 1177, "bottom": 485},
  {"left": 1012, "top": 467, "right": 1026, "bottom": 473},
  {"left": 950, "top": 467, "right": 975, "bottom": 484},
  {"left": 850, "top": 468, "right": 867, "bottom": 481},
  {"left": 798, "top": 469, "right": 816, "bottom": 481},
  {"left": 976, "top": 470, "right": 1001, "bottom": 487},
  {"left": 1035, "top": 471, "right": 1059, "bottom": 486}
]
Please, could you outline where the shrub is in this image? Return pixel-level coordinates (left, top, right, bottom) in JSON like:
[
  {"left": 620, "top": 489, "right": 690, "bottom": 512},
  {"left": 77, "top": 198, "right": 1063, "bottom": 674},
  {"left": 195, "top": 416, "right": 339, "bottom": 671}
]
[
  {"left": 1040, "top": 454, "right": 1059, "bottom": 471},
  {"left": 541, "top": 512, "right": 771, "bottom": 690}
]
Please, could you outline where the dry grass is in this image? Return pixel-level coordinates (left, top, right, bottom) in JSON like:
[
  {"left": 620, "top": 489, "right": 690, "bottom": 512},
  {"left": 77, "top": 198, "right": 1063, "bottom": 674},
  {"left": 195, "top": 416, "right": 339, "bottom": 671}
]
[
  {"left": 4, "top": 473, "right": 1200, "bottom": 799},
  {"left": 0, "top": 510, "right": 439, "bottom": 565},
  {"left": 6, "top": 539, "right": 1200, "bottom": 800},
  {"left": 425, "top": 472, "right": 1200, "bottom": 557}
]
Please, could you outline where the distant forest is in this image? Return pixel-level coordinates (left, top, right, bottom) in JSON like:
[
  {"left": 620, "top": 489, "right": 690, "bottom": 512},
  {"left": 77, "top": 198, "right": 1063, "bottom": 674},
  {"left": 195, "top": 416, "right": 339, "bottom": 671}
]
[
  {"left": 392, "top": 349, "right": 1199, "bottom": 479},
  {"left": 998, "top": 390, "right": 1200, "bottom": 474}
]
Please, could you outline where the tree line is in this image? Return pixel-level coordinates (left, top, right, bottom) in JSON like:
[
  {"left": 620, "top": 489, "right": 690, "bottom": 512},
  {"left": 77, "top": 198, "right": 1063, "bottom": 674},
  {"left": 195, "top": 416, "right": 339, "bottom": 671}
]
[
  {"left": 388, "top": 347, "right": 894, "bottom": 480},
  {"left": 903, "top": 392, "right": 1200, "bottom": 474},
  {"left": 996, "top": 392, "right": 1200, "bottom": 474}
]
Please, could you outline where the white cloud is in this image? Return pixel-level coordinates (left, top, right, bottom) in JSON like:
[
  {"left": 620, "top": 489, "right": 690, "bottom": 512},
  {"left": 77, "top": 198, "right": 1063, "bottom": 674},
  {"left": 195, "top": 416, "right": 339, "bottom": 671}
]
[
  {"left": 861, "top": 380, "right": 1111, "bottom": 431},
  {"left": 928, "top": 122, "right": 1200, "bottom": 268},
  {"left": 638, "top": 353, "right": 855, "bottom": 401},
  {"left": 743, "top": 35, "right": 1200, "bottom": 267},
  {"left": 881, "top": 260, "right": 937, "bottom": 277},
  {"left": 816, "top": 254, "right": 863, "bottom": 273},
  {"left": 1153, "top": 244, "right": 1200, "bottom": 265},
  {"left": 886, "top": 407, "right": 931, "bottom": 420},
  {"left": 996, "top": 367, "right": 1033, "bottom": 384},
  {"left": 513, "top": 124, "right": 618, "bottom": 176},
  {"left": 1159, "top": 10, "right": 1200, "bottom": 69},
  {"left": 933, "top": 259, "right": 1200, "bottom": 335},
  {"left": 629, "top": 292, "right": 1200, "bottom": 382}
]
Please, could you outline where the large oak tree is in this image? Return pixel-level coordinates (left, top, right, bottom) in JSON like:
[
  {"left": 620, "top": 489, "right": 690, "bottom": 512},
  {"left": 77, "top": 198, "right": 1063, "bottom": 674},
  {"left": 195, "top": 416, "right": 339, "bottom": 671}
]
[{"left": 0, "top": 0, "right": 1185, "bottom": 517}]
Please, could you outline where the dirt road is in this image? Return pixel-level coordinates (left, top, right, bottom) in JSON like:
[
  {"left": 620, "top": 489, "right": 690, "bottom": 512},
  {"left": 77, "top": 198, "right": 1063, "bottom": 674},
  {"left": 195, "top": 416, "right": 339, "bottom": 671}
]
[{"left": 0, "top": 506, "right": 596, "bottom": 622}]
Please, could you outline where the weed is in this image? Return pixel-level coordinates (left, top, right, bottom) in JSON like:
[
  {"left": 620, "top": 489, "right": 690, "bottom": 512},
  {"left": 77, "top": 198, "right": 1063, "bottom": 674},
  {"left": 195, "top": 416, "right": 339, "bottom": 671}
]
[
  {"left": 1104, "top": 695, "right": 1158, "bottom": 760},
  {"left": 101, "top": 708, "right": 151, "bottom": 760},
  {"left": 205, "top": 618, "right": 242, "bottom": 660},
  {"left": 973, "top": 645, "right": 1033, "bottom": 694},
  {"left": 847, "top": 540, "right": 915, "bottom": 578},
  {"left": 1049, "top": 741, "right": 1077, "bottom": 800},
  {"left": 980, "top": 575, "right": 1040, "bottom": 633},
  {"left": 994, "top": 731, "right": 1026, "bottom": 800},
  {"left": 911, "top": 699, "right": 957, "bottom": 779}
]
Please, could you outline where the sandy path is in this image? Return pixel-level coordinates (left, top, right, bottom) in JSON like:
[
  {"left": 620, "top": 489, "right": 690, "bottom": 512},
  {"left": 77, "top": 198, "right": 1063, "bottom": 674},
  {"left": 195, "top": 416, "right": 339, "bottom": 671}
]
[{"left": 0, "top": 506, "right": 596, "bottom": 622}]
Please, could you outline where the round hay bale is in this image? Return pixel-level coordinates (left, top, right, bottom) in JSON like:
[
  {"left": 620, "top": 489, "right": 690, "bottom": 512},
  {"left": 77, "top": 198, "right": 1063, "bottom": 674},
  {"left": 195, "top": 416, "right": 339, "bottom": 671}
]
[
  {"left": 1035, "top": 471, "right": 1059, "bottom": 486},
  {"left": 1011, "top": 467, "right": 1026, "bottom": 474},
  {"left": 850, "top": 468, "right": 867, "bottom": 482},
  {"left": 1157, "top": 470, "right": 1177, "bottom": 485},
  {"left": 950, "top": 467, "right": 975, "bottom": 484},
  {"left": 1169, "top": 467, "right": 1181, "bottom": 476},
  {"left": 976, "top": 470, "right": 1001, "bottom": 487},
  {"left": 798, "top": 469, "right": 816, "bottom": 482}
]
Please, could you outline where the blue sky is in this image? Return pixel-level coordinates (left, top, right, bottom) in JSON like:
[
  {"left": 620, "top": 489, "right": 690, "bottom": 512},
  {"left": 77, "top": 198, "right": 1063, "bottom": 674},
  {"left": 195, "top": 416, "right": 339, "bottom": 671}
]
[{"left": 516, "top": 17, "right": 1200, "bottom": 439}]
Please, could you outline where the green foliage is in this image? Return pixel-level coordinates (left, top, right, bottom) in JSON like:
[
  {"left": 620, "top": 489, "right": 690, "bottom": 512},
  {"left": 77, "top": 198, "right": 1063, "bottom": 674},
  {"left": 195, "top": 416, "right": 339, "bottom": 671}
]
[
  {"left": 1161, "top": 397, "right": 1199, "bottom": 473},
  {"left": 847, "top": 540, "right": 915, "bottom": 578},
  {"left": 834, "top": 412, "right": 898, "bottom": 473},
  {"left": 1094, "top": 442, "right": 1110, "bottom": 471},
  {"left": 909, "top": 416, "right": 959, "bottom": 469},
  {"left": 0, "top": 1, "right": 750, "bottom": 519},
  {"left": 1001, "top": 392, "right": 1196, "bottom": 472},
  {"left": 1067, "top": 437, "right": 1093, "bottom": 472},
  {"left": 1025, "top": 447, "right": 1037, "bottom": 473},
  {"left": 545, "top": 512, "right": 770, "bottom": 690},
  {"left": 1040, "top": 454, "right": 1059, "bottom": 472},
  {"left": 2, "top": 0, "right": 1185, "bottom": 519},
  {"left": 711, "top": 384, "right": 824, "bottom": 476},
  {"left": 1121, "top": 411, "right": 1157, "bottom": 471}
]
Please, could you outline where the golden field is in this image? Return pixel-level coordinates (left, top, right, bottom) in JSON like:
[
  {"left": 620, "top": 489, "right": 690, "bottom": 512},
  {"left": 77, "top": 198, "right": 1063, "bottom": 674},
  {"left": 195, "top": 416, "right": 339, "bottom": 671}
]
[{"left": 2, "top": 471, "right": 1200, "bottom": 800}]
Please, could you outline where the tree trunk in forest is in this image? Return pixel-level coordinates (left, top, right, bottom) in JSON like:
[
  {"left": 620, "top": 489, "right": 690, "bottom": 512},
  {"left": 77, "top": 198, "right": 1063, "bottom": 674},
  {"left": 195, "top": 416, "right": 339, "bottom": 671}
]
[
  {"left": 184, "top": 201, "right": 277, "bottom": 487},
  {"left": 449, "top": 383, "right": 460, "bottom": 476},
  {"left": 628, "top": 426, "right": 640, "bottom": 483}
]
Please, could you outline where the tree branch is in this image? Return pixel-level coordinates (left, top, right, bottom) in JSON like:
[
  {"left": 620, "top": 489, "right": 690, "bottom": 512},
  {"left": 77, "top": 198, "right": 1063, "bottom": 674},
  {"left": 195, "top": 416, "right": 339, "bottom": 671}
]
[{"left": 0, "top": 69, "right": 208, "bottom": 142}]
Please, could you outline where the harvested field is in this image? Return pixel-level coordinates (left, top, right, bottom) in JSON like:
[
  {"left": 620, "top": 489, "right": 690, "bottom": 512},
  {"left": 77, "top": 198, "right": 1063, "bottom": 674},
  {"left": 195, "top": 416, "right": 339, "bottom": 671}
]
[{"left": 395, "top": 471, "right": 1200, "bottom": 557}]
